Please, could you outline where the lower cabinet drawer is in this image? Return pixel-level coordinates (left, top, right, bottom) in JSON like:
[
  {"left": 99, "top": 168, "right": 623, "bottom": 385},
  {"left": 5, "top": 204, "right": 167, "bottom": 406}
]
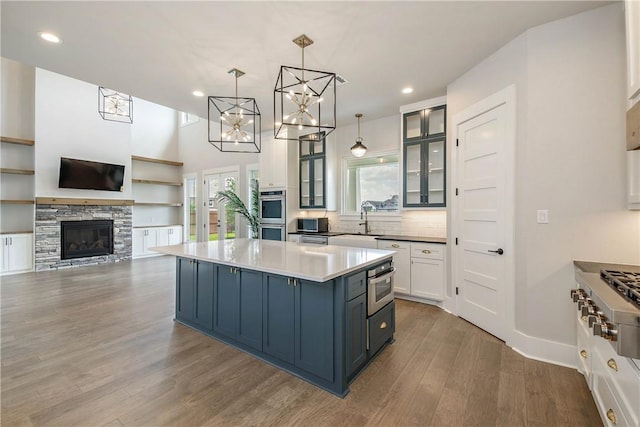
[
  {"left": 593, "top": 368, "right": 632, "bottom": 427},
  {"left": 346, "top": 271, "right": 366, "bottom": 301},
  {"left": 368, "top": 302, "right": 395, "bottom": 356}
]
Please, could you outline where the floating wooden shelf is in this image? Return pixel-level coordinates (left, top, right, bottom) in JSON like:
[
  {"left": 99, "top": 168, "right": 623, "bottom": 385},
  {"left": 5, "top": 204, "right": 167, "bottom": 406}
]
[
  {"left": 35, "top": 197, "right": 135, "bottom": 206},
  {"left": 0, "top": 199, "right": 35, "bottom": 204},
  {"left": 131, "top": 155, "right": 183, "bottom": 167},
  {"left": 134, "top": 202, "right": 183, "bottom": 207},
  {"left": 0, "top": 136, "right": 35, "bottom": 146},
  {"left": 132, "top": 178, "right": 182, "bottom": 186},
  {"left": 0, "top": 230, "right": 33, "bottom": 235},
  {"left": 0, "top": 168, "right": 35, "bottom": 175},
  {"left": 133, "top": 224, "right": 182, "bottom": 229}
]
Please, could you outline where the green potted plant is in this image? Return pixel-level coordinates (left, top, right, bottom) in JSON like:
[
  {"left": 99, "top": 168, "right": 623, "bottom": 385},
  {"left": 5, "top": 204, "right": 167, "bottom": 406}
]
[{"left": 216, "top": 180, "right": 260, "bottom": 238}]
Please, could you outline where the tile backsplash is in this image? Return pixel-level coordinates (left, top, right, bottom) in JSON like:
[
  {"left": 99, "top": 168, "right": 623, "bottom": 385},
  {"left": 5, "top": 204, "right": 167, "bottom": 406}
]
[{"left": 316, "top": 210, "right": 447, "bottom": 238}]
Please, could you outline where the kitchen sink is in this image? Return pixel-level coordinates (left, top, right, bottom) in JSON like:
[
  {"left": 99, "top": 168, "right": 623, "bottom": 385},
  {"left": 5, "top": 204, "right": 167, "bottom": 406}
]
[{"left": 328, "top": 234, "right": 379, "bottom": 249}]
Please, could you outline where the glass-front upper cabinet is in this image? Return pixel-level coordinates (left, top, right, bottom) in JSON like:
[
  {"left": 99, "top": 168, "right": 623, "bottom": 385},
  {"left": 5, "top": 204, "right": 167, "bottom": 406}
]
[
  {"left": 402, "top": 105, "right": 446, "bottom": 208},
  {"left": 299, "top": 132, "right": 326, "bottom": 209}
]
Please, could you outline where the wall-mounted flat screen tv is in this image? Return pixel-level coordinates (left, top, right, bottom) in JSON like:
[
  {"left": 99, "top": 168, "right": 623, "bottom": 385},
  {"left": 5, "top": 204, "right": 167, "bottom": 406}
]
[{"left": 58, "top": 157, "right": 125, "bottom": 192}]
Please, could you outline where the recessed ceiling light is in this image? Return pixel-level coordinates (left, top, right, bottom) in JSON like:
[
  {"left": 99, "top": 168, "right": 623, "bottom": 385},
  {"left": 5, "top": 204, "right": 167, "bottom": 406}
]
[
  {"left": 192, "top": 90, "right": 204, "bottom": 97},
  {"left": 38, "top": 32, "right": 61, "bottom": 43},
  {"left": 402, "top": 87, "right": 413, "bottom": 94}
]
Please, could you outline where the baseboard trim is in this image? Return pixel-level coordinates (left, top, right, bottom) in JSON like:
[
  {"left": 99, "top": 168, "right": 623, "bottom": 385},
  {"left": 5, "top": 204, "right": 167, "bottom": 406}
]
[{"left": 508, "top": 330, "right": 577, "bottom": 369}]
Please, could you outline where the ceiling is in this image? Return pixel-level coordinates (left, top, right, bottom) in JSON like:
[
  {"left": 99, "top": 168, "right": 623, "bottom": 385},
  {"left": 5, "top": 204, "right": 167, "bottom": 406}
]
[{"left": 1, "top": 1, "right": 613, "bottom": 130}]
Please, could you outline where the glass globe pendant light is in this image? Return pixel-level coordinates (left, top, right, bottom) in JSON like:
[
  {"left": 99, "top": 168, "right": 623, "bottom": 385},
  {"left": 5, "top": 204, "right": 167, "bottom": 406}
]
[{"left": 351, "top": 113, "right": 368, "bottom": 157}]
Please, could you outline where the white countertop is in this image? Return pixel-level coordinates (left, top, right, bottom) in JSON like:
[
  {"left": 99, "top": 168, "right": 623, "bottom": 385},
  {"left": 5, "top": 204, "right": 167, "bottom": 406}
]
[{"left": 151, "top": 239, "right": 395, "bottom": 282}]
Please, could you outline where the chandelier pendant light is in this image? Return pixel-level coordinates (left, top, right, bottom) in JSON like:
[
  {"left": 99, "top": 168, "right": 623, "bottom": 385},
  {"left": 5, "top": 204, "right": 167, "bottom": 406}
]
[
  {"left": 351, "top": 113, "right": 368, "bottom": 157},
  {"left": 98, "top": 87, "right": 133, "bottom": 123},
  {"left": 274, "top": 34, "right": 336, "bottom": 141},
  {"left": 209, "top": 68, "right": 261, "bottom": 153}
]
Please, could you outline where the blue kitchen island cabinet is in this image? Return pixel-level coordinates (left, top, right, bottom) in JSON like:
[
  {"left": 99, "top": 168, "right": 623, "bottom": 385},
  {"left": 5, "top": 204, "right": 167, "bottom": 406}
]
[{"left": 156, "top": 239, "right": 396, "bottom": 397}]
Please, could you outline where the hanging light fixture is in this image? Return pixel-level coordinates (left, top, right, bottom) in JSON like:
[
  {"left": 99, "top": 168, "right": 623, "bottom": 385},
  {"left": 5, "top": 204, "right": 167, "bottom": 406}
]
[
  {"left": 351, "top": 113, "right": 368, "bottom": 158},
  {"left": 274, "top": 34, "right": 336, "bottom": 141},
  {"left": 208, "top": 68, "right": 261, "bottom": 153},
  {"left": 98, "top": 87, "right": 133, "bottom": 123}
]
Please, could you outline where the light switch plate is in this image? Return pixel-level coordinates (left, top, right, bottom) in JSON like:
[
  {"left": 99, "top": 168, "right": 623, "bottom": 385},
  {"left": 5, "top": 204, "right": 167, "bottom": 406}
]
[{"left": 537, "top": 210, "right": 549, "bottom": 224}]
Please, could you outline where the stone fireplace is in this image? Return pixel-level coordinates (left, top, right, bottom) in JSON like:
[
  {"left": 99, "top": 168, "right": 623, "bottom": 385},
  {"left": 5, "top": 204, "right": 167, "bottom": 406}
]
[{"left": 35, "top": 198, "right": 132, "bottom": 271}]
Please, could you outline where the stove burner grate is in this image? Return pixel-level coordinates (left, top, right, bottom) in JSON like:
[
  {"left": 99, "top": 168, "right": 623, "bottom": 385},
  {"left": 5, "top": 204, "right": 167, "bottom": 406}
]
[{"left": 601, "top": 270, "right": 640, "bottom": 306}]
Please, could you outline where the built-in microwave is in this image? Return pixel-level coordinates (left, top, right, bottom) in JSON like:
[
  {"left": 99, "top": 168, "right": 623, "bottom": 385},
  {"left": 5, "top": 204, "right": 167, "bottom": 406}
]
[
  {"left": 297, "top": 217, "right": 329, "bottom": 233},
  {"left": 259, "top": 190, "right": 286, "bottom": 224}
]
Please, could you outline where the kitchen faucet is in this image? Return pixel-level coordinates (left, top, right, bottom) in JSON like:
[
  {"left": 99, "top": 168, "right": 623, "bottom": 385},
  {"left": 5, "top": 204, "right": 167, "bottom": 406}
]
[{"left": 359, "top": 209, "right": 371, "bottom": 234}]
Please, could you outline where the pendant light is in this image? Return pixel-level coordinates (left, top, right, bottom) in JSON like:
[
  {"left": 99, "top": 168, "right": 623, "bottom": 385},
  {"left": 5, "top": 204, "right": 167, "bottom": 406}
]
[
  {"left": 208, "top": 68, "right": 261, "bottom": 153},
  {"left": 351, "top": 113, "right": 367, "bottom": 157},
  {"left": 274, "top": 34, "right": 336, "bottom": 141},
  {"left": 98, "top": 87, "right": 133, "bottom": 124}
]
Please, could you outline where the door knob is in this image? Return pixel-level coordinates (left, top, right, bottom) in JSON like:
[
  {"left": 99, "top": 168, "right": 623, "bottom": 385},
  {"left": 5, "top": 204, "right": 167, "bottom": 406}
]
[{"left": 488, "top": 248, "right": 504, "bottom": 255}]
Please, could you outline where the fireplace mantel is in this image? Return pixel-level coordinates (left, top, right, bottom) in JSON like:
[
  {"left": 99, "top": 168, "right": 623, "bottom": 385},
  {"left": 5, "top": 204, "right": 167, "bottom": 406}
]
[{"left": 36, "top": 197, "right": 134, "bottom": 206}]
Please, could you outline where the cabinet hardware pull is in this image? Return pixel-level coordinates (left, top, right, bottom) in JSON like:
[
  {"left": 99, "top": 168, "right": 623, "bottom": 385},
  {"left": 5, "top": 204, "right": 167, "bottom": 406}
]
[
  {"left": 391, "top": 244, "right": 399, "bottom": 248},
  {"left": 606, "top": 409, "right": 616, "bottom": 424},
  {"left": 380, "top": 322, "right": 387, "bottom": 329},
  {"left": 580, "top": 350, "right": 587, "bottom": 359},
  {"left": 422, "top": 249, "right": 431, "bottom": 254},
  {"left": 607, "top": 358, "right": 618, "bottom": 371}
]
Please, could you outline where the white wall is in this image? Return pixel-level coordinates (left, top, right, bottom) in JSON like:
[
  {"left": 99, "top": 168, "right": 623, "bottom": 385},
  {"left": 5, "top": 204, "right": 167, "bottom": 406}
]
[
  {"left": 1, "top": 58, "right": 35, "bottom": 140},
  {"left": 447, "top": 4, "right": 640, "bottom": 355},
  {"left": 131, "top": 98, "right": 179, "bottom": 160},
  {"left": 34, "top": 68, "right": 132, "bottom": 199}
]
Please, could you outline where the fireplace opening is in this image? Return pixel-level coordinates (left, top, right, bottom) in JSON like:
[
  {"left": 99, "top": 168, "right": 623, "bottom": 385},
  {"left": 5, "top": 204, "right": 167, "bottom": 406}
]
[{"left": 61, "top": 220, "right": 114, "bottom": 260}]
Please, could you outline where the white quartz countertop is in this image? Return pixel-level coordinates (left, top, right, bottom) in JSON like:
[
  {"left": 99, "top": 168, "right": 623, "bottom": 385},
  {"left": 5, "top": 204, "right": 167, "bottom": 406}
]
[{"left": 151, "top": 239, "right": 395, "bottom": 282}]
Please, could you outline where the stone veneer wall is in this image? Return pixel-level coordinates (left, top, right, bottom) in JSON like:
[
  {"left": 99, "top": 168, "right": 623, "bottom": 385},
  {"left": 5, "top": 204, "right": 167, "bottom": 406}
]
[{"left": 35, "top": 204, "right": 132, "bottom": 271}]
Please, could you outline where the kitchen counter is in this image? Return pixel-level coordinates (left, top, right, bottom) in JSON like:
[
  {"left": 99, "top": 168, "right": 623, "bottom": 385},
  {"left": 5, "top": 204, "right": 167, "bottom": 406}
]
[
  {"left": 152, "top": 239, "right": 394, "bottom": 282},
  {"left": 151, "top": 238, "right": 396, "bottom": 397},
  {"left": 288, "top": 231, "right": 447, "bottom": 245},
  {"left": 574, "top": 260, "right": 640, "bottom": 274}
]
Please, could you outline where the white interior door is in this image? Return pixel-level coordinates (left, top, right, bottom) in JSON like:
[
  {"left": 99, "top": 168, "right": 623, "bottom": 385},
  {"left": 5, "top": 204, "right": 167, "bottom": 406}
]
[
  {"left": 203, "top": 171, "right": 238, "bottom": 241},
  {"left": 453, "top": 87, "right": 515, "bottom": 342}
]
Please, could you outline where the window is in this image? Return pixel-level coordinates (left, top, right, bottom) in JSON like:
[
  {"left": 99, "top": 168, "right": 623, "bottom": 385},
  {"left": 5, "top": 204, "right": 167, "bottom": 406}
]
[
  {"left": 180, "top": 112, "right": 199, "bottom": 127},
  {"left": 343, "top": 152, "right": 399, "bottom": 214}
]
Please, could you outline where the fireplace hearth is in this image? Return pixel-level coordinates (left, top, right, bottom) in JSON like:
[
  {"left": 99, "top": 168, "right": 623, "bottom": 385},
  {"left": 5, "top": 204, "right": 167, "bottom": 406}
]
[{"left": 61, "top": 220, "right": 114, "bottom": 260}]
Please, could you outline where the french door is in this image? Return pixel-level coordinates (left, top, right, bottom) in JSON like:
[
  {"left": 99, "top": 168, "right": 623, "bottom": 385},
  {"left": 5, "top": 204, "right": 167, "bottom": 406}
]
[{"left": 203, "top": 170, "right": 238, "bottom": 241}]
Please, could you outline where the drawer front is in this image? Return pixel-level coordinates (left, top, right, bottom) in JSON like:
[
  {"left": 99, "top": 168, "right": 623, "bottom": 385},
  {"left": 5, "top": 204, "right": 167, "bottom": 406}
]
[
  {"left": 594, "top": 336, "right": 640, "bottom": 425},
  {"left": 410, "top": 243, "right": 444, "bottom": 260},
  {"left": 577, "top": 321, "right": 592, "bottom": 385},
  {"left": 593, "top": 351, "right": 633, "bottom": 427},
  {"left": 346, "top": 270, "right": 367, "bottom": 301},
  {"left": 368, "top": 302, "right": 395, "bottom": 356},
  {"left": 378, "top": 240, "right": 410, "bottom": 251}
]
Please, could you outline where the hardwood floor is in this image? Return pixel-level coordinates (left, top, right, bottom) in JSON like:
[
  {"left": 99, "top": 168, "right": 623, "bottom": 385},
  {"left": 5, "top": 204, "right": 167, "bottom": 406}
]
[{"left": 1, "top": 257, "right": 601, "bottom": 426}]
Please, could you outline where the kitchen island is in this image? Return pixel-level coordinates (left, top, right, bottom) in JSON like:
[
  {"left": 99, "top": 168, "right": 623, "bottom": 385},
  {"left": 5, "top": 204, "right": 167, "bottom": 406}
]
[{"left": 152, "top": 239, "right": 396, "bottom": 397}]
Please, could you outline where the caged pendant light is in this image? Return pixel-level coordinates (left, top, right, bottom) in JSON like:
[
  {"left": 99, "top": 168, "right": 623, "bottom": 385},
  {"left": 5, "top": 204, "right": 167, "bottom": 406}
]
[
  {"left": 208, "top": 68, "right": 261, "bottom": 153},
  {"left": 350, "top": 113, "right": 368, "bottom": 157},
  {"left": 98, "top": 87, "right": 133, "bottom": 123},
  {"left": 274, "top": 34, "right": 336, "bottom": 141}
]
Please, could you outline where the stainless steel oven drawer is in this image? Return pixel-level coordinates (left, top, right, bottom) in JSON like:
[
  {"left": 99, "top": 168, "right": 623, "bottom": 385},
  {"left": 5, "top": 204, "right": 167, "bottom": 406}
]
[{"left": 369, "top": 301, "right": 395, "bottom": 356}]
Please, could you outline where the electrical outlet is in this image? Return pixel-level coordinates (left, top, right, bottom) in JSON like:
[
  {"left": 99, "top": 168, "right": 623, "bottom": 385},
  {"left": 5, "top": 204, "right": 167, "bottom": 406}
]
[{"left": 537, "top": 210, "right": 549, "bottom": 224}]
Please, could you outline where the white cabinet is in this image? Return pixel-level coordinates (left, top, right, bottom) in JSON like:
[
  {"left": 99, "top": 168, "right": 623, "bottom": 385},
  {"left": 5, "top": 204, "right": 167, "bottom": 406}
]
[
  {"left": 625, "top": 0, "right": 640, "bottom": 103},
  {"left": 288, "top": 234, "right": 300, "bottom": 243},
  {"left": 628, "top": 150, "right": 640, "bottom": 210},
  {"left": 0, "top": 233, "right": 33, "bottom": 275},
  {"left": 377, "top": 240, "right": 410, "bottom": 294},
  {"left": 134, "top": 226, "right": 183, "bottom": 258},
  {"left": 259, "top": 135, "right": 289, "bottom": 189},
  {"left": 410, "top": 242, "right": 445, "bottom": 301},
  {"left": 377, "top": 240, "right": 446, "bottom": 302}
]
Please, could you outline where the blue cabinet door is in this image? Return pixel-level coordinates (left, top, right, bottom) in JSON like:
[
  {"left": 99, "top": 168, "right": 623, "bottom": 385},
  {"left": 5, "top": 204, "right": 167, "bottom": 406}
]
[
  {"left": 176, "top": 257, "right": 195, "bottom": 322},
  {"left": 194, "top": 260, "right": 214, "bottom": 331},
  {"left": 237, "top": 269, "right": 263, "bottom": 350},
  {"left": 262, "top": 274, "right": 295, "bottom": 364},
  {"left": 295, "top": 279, "right": 334, "bottom": 382},
  {"left": 346, "top": 293, "right": 367, "bottom": 378},
  {"left": 213, "top": 265, "right": 239, "bottom": 338}
]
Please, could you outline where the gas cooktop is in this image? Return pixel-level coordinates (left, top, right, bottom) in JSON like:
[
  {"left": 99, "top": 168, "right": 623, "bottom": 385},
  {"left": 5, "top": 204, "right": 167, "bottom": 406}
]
[{"left": 600, "top": 270, "right": 640, "bottom": 307}]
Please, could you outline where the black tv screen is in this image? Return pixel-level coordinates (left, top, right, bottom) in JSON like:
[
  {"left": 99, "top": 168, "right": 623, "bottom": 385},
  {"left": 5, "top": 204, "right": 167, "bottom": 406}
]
[{"left": 58, "top": 157, "right": 125, "bottom": 192}]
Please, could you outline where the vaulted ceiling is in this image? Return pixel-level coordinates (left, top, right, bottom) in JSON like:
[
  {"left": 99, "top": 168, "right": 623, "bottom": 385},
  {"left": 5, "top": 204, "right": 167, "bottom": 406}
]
[{"left": 1, "top": 1, "right": 613, "bottom": 129}]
